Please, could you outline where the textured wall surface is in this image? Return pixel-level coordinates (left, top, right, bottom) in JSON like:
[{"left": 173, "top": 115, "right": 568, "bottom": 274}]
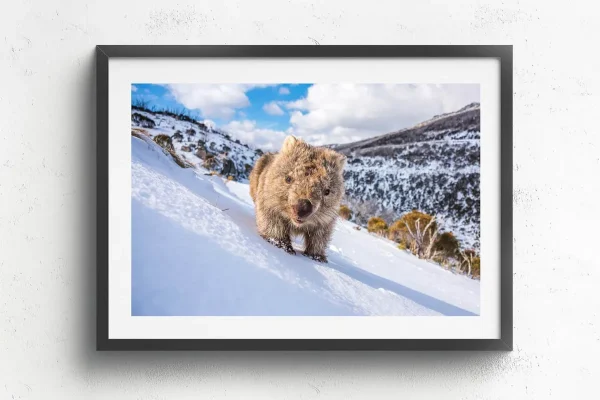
[{"left": 1, "top": 0, "right": 598, "bottom": 398}]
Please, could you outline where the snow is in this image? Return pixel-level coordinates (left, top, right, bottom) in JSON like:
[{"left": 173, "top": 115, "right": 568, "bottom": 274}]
[
  {"left": 131, "top": 135, "right": 480, "bottom": 316},
  {"left": 132, "top": 109, "right": 259, "bottom": 180},
  {"left": 342, "top": 134, "right": 481, "bottom": 249}
]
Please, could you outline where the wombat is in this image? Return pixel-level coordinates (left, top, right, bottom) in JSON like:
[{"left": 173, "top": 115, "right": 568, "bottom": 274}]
[{"left": 250, "top": 135, "right": 346, "bottom": 263}]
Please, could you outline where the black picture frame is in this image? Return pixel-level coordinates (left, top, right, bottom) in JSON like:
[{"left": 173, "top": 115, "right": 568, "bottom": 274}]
[{"left": 96, "top": 45, "right": 513, "bottom": 351}]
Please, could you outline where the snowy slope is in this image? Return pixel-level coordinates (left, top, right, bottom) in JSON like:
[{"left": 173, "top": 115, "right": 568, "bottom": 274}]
[
  {"left": 132, "top": 105, "right": 480, "bottom": 249},
  {"left": 131, "top": 134, "right": 480, "bottom": 316},
  {"left": 333, "top": 103, "right": 481, "bottom": 249},
  {"left": 132, "top": 108, "right": 260, "bottom": 180}
]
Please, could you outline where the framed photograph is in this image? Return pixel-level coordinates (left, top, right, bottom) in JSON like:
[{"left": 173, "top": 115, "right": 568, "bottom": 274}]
[{"left": 97, "top": 45, "right": 512, "bottom": 350}]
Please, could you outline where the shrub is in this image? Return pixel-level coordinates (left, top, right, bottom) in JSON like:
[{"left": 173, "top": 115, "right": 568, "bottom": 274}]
[
  {"left": 433, "top": 232, "right": 460, "bottom": 259},
  {"left": 389, "top": 211, "right": 436, "bottom": 243},
  {"left": 397, "top": 242, "right": 407, "bottom": 250},
  {"left": 132, "top": 99, "right": 150, "bottom": 110},
  {"left": 172, "top": 131, "right": 184, "bottom": 142},
  {"left": 151, "top": 134, "right": 192, "bottom": 168},
  {"left": 203, "top": 156, "right": 217, "bottom": 170},
  {"left": 168, "top": 152, "right": 193, "bottom": 169},
  {"left": 459, "top": 249, "right": 480, "bottom": 277},
  {"left": 227, "top": 175, "right": 235, "bottom": 182},
  {"left": 221, "top": 158, "right": 237, "bottom": 177},
  {"left": 153, "top": 134, "right": 174, "bottom": 152},
  {"left": 367, "top": 217, "right": 388, "bottom": 235},
  {"left": 371, "top": 221, "right": 388, "bottom": 235},
  {"left": 195, "top": 148, "right": 208, "bottom": 160},
  {"left": 471, "top": 256, "right": 481, "bottom": 278},
  {"left": 432, "top": 253, "right": 452, "bottom": 269},
  {"left": 339, "top": 205, "right": 352, "bottom": 220},
  {"left": 131, "top": 127, "right": 148, "bottom": 135},
  {"left": 131, "top": 128, "right": 149, "bottom": 140},
  {"left": 131, "top": 112, "right": 156, "bottom": 128},
  {"left": 388, "top": 210, "right": 438, "bottom": 258}
]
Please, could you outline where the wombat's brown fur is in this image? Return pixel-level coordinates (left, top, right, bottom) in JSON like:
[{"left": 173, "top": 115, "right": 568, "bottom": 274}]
[{"left": 250, "top": 136, "right": 346, "bottom": 263}]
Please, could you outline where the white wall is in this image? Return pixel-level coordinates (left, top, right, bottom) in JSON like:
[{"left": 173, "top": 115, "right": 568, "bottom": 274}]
[{"left": 0, "top": 0, "right": 598, "bottom": 398}]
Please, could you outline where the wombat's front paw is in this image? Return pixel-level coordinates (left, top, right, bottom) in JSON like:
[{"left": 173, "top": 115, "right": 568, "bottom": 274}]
[
  {"left": 261, "top": 236, "right": 296, "bottom": 255},
  {"left": 303, "top": 252, "right": 328, "bottom": 263}
]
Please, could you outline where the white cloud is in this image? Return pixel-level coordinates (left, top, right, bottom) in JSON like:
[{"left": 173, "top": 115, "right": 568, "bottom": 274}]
[
  {"left": 223, "top": 120, "right": 288, "bottom": 151},
  {"left": 283, "top": 84, "right": 480, "bottom": 146},
  {"left": 166, "top": 84, "right": 255, "bottom": 119},
  {"left": 131, "top": 85, "right": 138, "bottom": 92},
  {"left": 262, "top": 101, "right": 284, "bottom": 116},
  {"left": 162, "top": 83, "right": 479, "bottom": 150}
]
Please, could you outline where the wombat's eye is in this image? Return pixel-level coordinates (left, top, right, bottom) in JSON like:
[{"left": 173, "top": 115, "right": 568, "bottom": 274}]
[
  {"left": 285, "top": 176, "right": 293, "bottom": 184},
  {"left": 324, "top": 189, "right": 331, "bottom": 196}
]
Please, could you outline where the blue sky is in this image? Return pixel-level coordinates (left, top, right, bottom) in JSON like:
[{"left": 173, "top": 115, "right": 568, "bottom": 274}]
[
  {"left": 132, "top": 84, "right": 309, "bottom": 131},
  {"left": 131, "top": 83, "right": 480, "bottom": 151}
]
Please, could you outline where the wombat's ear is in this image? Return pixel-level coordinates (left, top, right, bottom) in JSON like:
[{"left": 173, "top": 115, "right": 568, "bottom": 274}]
[{"left": 281, "top": 135, "right": 299, "bottom": 154}]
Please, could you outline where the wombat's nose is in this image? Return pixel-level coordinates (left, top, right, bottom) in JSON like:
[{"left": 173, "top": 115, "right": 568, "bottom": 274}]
[{"left": 295, "top": 199, "right": 313, "bottom": 219}]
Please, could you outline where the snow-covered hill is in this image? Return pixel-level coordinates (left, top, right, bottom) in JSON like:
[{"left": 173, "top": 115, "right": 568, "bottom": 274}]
[
  {"left": 332, "top": 103, "right": 481, "bottom": 249},
  {"left": 131, "top": 107, "right": 261, "bottom": 181},
  {"left": 131, "top": 133, "right": 480, "bottom": 316},
  {"left": 131, "top": 104, "right": 481, "bottom": 249}
]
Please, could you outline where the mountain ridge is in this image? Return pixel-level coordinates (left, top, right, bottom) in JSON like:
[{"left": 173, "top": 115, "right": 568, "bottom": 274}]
[{"left": 331, "top": 102, "right": 481, "bottom": 249}]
